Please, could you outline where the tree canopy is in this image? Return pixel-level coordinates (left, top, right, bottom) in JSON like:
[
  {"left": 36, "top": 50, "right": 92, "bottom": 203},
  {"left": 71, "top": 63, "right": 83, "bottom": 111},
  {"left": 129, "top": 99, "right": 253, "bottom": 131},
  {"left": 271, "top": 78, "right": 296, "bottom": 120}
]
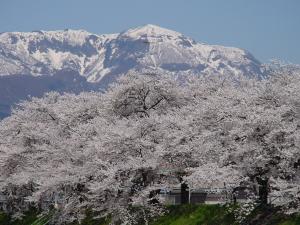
[{"left": 1, "top": 68, "right": 300, "bottom": 224}]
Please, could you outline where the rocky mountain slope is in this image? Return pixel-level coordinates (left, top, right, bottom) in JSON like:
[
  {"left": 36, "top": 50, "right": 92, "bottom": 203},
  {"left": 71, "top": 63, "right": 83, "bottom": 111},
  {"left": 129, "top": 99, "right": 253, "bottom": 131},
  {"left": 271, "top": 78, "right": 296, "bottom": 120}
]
[{"left": 0, "top": 24, "right": 264, "bottom": 118}]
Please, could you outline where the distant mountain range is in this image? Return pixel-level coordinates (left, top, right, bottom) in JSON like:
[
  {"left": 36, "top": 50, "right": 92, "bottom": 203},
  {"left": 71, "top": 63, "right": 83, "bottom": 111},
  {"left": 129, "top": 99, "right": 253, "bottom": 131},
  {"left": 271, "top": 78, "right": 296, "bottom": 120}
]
[{"left": 0, "top": 24, "right": 265, "bottom": 118}]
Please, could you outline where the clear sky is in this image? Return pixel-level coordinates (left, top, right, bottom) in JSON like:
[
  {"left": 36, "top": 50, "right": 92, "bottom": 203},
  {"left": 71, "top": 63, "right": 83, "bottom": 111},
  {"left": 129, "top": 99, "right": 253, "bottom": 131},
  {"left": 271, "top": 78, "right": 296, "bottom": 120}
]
[{"left": 1, "top": 0, "right": 299, "bottom": 64}]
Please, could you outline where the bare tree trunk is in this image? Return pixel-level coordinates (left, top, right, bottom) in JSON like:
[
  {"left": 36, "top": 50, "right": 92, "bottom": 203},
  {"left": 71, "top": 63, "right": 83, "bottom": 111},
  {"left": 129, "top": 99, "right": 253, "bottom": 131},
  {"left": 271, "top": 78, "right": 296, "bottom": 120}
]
[
  {"left": 257, "top": 177, "right": 269, "bottom": 205},
  {"left": 181, "top": 183, "right": 189, "bottom": 204}
]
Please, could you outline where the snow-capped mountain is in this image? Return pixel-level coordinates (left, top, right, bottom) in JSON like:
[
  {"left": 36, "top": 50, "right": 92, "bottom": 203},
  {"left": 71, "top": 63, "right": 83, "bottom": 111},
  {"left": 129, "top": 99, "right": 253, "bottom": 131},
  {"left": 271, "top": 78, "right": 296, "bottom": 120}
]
[
  {"left": 0, "top": 24, "right": 264, "bottom": 118},
  {"left": 0, "top": 24, "right": 263, "bottom": 81}
]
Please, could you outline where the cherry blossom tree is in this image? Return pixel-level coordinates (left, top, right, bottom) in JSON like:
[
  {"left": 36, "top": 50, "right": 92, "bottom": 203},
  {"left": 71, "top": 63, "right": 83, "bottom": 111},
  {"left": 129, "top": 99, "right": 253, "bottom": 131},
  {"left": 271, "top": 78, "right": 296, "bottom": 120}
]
[{"left": 0, "top": 67, "right": 300, "bottom": 224}]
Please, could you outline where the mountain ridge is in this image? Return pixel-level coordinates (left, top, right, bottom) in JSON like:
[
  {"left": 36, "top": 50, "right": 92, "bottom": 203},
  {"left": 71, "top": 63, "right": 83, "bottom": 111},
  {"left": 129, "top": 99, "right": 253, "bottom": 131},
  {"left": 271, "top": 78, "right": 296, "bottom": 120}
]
[
  {"left": 0, "top": 24, "right": 264, "bottom": 118},
  {"left": 0, "top": 24, "right": 263, "bottom": 82}
]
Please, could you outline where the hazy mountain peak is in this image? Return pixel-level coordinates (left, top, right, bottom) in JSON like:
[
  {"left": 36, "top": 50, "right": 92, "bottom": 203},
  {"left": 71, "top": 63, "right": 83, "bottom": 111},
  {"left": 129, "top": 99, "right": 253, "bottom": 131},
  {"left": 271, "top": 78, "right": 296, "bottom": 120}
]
[{"left": 120, "top": 24, "right": 182, "bottom": 39}]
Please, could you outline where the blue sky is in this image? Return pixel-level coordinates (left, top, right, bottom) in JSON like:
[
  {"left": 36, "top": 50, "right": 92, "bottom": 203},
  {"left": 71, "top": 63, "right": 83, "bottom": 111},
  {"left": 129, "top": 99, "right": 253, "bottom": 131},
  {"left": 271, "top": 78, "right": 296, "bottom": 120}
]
[{"left": 1, "top": 0, "right": 299, "bottom": 63}]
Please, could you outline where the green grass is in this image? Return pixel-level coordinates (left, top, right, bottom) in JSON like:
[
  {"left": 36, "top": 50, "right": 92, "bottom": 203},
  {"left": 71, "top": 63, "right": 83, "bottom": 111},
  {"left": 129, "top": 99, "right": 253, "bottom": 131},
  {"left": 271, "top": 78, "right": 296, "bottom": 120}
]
[
  {"left": 255, "top": 212, "right": 300, "bottom": 225},
  {"left": 150, "top": 204, "right": 236, "bottom": 225},
  {"left": 67, "top": 209, "right": 111, "bottom": 225},
  {"left": 150, "top": 204, "right": 300, "bottom": 225},
  {"left": 1, "top": 205, "right": 300, "bottom": 225},
  {"left": 0, "top": 211, "right": 10, "bottom": 225},
  {"left": 0, "top": 208, "right": 39, "bottom": 225},
  {"left": 259, "top": 215, "right": 300, "bottom": 225},
  {"left": 240, "top": 205, "right": 300, "bottom": 225},
  {"left": 0, "top": 209, "right": 110, "bottom": 225},
  {"left": 279, "top": 214, "right": 300, "bottom": 225}
]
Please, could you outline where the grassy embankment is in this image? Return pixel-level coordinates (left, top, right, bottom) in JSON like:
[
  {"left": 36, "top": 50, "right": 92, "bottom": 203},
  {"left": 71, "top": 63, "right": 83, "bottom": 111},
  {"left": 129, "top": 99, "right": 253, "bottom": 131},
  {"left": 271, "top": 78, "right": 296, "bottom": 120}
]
[{"left": 1, "top": 204, "right": 300, "bottom": 225}]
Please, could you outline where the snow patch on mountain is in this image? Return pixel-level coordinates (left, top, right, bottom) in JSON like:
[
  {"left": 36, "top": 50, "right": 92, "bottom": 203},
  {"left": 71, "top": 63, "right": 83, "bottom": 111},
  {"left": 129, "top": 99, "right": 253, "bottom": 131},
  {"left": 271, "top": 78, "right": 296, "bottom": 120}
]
[
  {"left": 0, "top": 24, "right": 264, "bottom": 83},
  {"left": 121, "top": 24, "right": 182, "bottom": 40}
]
